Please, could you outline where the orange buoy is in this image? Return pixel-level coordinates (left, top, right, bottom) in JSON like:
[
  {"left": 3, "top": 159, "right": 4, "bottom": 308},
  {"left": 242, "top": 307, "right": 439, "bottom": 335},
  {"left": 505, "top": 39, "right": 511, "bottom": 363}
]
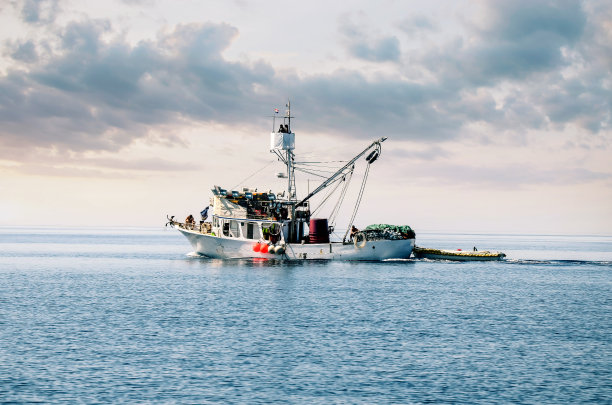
[
  {"left": 261, "top": 244, "right": 269, "bottom": 253},
  {"left": 253, "top": 243, "right": 261, "bottom": 252}
]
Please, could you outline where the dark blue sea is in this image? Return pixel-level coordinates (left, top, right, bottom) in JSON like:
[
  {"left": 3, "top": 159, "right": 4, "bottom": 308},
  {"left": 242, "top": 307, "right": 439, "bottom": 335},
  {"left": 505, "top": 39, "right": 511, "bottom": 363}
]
[{"left": 1, "top": 227, "right": 611, "bottom": 404}]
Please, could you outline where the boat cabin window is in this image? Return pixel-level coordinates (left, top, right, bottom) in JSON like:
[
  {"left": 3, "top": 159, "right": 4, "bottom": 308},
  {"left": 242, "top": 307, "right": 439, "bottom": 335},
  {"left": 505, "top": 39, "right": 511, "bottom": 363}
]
[
  {"left": 222, "top": 222, "right": 230, "bottom": 237},
  {"left": 243, "top": 222, "right": 261, "bottom": 240},
  {"left": 229, "top": 220, "right": 240, "bottom": 238}
]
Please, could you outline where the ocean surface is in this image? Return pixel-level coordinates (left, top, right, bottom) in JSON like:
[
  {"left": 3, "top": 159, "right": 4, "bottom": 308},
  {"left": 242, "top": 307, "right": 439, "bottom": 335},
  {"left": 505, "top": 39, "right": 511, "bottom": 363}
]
[{"left": 1, "top": 227, "right": 611, "bottom": 404}]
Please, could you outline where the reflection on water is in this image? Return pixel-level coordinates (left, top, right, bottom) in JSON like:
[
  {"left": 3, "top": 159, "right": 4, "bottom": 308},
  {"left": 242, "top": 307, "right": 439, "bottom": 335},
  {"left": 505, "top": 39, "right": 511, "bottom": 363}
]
[{"left": 0, "top": 227, "right": 610, "bottom": 403}]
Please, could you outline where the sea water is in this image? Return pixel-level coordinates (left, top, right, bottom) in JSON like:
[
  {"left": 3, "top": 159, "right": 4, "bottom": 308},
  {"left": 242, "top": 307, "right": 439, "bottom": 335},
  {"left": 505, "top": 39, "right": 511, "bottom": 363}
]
[{"left": 0, "top": 227, "right": 610, "bottom": 403}]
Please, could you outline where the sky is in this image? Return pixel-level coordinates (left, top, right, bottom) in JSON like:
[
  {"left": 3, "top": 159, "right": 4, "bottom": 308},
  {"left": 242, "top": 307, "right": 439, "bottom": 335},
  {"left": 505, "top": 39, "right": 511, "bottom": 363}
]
[{"left": 0, "top": 0, "right": 611, "bottom": 234}]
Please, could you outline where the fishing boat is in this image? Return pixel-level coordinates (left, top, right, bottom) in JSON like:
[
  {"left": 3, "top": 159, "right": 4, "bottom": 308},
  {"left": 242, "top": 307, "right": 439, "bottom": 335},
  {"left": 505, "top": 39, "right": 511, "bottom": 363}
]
[
  {"left": 167, "top": 102, "right": 415, "bottom": 260},
  {"left": 412, "top": 246, "right": 506, "bottom": 261}
]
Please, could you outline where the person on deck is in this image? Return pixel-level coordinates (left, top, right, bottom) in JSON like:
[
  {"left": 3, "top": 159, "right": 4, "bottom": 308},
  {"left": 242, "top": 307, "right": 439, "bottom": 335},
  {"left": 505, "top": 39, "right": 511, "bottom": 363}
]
[{"left": 185, "top": 215, "right": 195, "bottom": 230}]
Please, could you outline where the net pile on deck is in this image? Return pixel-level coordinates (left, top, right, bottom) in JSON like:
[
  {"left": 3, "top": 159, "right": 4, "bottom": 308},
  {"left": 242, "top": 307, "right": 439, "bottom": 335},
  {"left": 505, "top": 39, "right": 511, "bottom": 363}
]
[{"left": 362, "top": 224, "right": 416, "bottom": 240}]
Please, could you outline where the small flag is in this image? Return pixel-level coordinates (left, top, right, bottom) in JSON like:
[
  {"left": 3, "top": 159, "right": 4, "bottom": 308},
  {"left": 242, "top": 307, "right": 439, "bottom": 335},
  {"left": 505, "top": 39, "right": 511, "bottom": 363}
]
[
  {"left": 274, "top": 108, "right": 279, "bottom": 114},
  {"left": 200, "top": 206, "right": 209, "bottom": 219}
]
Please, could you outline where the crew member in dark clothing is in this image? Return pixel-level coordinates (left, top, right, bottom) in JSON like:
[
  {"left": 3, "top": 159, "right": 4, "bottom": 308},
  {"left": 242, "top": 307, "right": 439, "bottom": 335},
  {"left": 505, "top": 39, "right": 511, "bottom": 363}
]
[{"left": 350, "top": 225, "right": 359, "bottom": 239}]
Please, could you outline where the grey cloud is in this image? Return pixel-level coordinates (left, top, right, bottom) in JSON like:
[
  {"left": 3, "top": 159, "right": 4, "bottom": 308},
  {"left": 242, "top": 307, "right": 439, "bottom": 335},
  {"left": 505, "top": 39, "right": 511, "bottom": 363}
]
[
  {"left": 280, "top": 73, "right": 461, "bottom": 140},
  {"left": 425, "top": 0, "right": 587, "bottom": 86},
  {"left": 0, "top": 21, "right": 276, "bottom": 152},
  {"left": 21, "top": 0, "right": 59, "bottom": 24},
  {"left": 61, "top": 19, "right": 110, "bottom": 54},
  {"left": 417, "top": 0, "right": 610, "bottom": 135},
  {"left": 468, "top": 34, "right": 567, "bottom": 81},
  {"left": 539, "top": 78, "right": 609, "bottom": 132},
  {"left": 348, "top": 36, "right": 401, "bottom": 63},
  {"left": 484, "top": 0, "right": 585, "bottom": 45},
  {"left": 340, "top": 19, "right": 401, "bottom": 62},
  {"left": 0, "top": 0, "right": 610, "bottom": 159},
  {"left": 7, "top": 40, "right": 38, "bottom": 63},
  {"left": 398, "top": 16, "right": 436, "bottom": 34}
]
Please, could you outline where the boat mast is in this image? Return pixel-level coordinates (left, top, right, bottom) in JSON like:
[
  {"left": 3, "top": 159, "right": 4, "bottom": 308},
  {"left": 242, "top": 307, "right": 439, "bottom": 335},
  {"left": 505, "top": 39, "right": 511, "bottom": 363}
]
[{"left": 285, "top": 100, "right": 296, "bottom": 200}]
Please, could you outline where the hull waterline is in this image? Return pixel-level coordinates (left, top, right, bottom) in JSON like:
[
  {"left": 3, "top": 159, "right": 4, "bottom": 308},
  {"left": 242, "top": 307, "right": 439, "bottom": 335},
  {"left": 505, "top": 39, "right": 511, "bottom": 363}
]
[{"left": 178, "top": 228, "right": 414, "bottom": 261}]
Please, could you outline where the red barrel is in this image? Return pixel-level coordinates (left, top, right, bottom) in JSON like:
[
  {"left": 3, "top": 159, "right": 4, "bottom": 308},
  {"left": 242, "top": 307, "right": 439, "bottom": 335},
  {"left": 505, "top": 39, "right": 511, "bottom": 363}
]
[{"left": 309, "top": 218, "right": 330, "bottom": 243}]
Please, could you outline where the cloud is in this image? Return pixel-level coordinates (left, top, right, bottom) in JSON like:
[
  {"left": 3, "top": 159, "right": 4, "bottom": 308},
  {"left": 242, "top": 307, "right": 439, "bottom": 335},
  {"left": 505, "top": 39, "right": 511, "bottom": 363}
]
[
  {"left": 409, "top": 163, "right": 612, "bottom": 188},
  {"left": 481, "top": 0, "right": 585, "bottom": 45},
  {"left": 0, "top": 21, "right": 276, "bottom": 152},
  {"left": 0, "top": 0, "right": 609, "bottom": 160},
  {"left": 7, "top": 40, "right": 38, "bottom": 63},
  {"left": 20, "top": 0, "right": 59, "bottom": 24},
  {"left": 0, "top": 152, "right": 198, "bottom": 178},
  {"left": 398, "top": 16, "right": 436, "bottom": 35},
  {"left": 282, "top": 73, "right": 462, "bottom": 140},
  {"left": 423, "top": 0, "right": 587, "bottom": 86},
  {"left": 86, "top": 157, "right": 198, "bottom": 171},
  {"left": 387, "top": 145, "right": 451, "bottom": 161},
  {"left": 339, "top": 18, "right": 401, "bottom": 62},
  {"left": 417, "top": 0, "right": 610, "bottom": 135},
  {"left": 347, "top": 36, "right": 401, "bottom": 63}
]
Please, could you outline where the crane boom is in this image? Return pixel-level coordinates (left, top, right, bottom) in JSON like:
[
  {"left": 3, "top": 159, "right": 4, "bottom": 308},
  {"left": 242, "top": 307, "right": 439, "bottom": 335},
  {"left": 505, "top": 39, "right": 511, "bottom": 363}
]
[{"left": 294, "top": 137, "right": 387, "bottom": 207}]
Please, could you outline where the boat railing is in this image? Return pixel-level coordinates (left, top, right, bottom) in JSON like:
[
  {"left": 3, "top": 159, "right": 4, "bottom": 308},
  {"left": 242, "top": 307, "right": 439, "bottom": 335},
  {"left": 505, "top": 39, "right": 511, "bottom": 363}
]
[
  {"left": 171, "top": 220, "right": 213, "bottom": 235},
  {"left": 247, "top": 213, "right": 269, "bottom": 220}
]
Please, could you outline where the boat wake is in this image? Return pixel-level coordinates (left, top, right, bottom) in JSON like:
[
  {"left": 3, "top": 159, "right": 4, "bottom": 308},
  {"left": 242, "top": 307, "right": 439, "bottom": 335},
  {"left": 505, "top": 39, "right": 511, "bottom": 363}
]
[
  {"left": 186, "top": 251, "right": 206, "bottom": 258},
  {"left": 389, "top": 258, "right": 611, "bottom": 266},
  {"left": 506, "top": 259, "right": 612, "bottom": 267}
]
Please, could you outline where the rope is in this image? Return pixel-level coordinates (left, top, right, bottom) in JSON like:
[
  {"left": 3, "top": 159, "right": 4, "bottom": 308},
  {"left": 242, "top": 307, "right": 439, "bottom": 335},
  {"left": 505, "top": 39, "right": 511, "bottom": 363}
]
[
  {"left": 293, "top": 167, "right": 329, "bottom": 179},
  {"left": 341, "top": 142, "right": 382, "bottom": 242},
  {"left": 296, "top": 160, "right": 348, "bottom": 163},
  {"left": 310, "top": 175, "right": 346, "bottom": 216},
  {"left": 329, "top": 168, "right": 354, "bottom": 227},
  {"left": 230, "top": 160, "right": 275, "bottom": 190},
  {"left": 343, "top": 163, "right": 370, "bottom": 243}
]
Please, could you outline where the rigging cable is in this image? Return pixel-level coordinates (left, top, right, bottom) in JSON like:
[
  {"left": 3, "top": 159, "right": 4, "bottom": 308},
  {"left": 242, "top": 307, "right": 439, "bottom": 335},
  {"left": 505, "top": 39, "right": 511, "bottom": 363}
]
[
  {"left": 342, "top": 142, "right": 382, "bottom": 242},
  {"left": 293, "top": 166, "right": 330, "bottom": 179},
  {"left": 230, "top": 160, "right": 276, "bottom": 191},
  {"left": 329, "top": 167, "right": 354, "bottom": 227},
  {"left": 273, "top": 150, "right": 287, "bottom": 164},
  {"left": 310, "top": 175, "right": 347, "bottom": 216},
  {"left": 343, "top": 163, "right": 370, "bottom": 243}
]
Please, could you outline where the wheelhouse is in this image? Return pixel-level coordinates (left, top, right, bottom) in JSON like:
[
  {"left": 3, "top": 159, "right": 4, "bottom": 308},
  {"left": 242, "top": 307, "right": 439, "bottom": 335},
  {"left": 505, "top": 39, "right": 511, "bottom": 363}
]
[{"left": 212, "top": 216, "right": 285, "bottom": 243}]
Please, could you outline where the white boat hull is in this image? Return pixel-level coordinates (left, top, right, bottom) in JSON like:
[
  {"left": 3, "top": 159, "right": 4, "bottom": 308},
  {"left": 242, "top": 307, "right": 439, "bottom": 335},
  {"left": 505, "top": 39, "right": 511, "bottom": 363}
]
[{"left": 177, "top": 228, "right": 414, "bottom": 261}]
